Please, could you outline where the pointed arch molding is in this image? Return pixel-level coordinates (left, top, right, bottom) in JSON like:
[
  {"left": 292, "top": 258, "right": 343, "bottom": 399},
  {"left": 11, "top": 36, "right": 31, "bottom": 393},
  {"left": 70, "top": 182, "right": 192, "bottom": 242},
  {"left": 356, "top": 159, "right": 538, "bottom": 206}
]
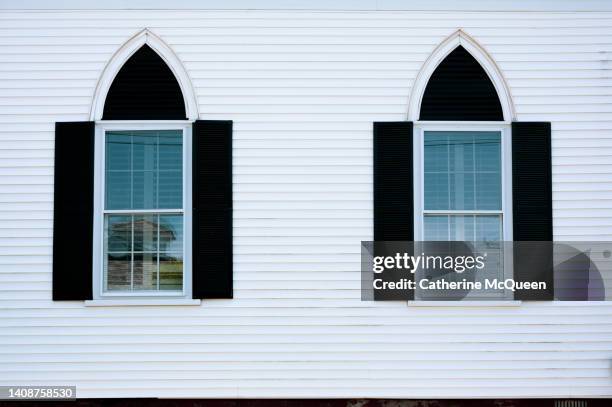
[
  {"left": 90, "top": 29, "right": 199, "bottom": 121},
  {"left": 408, "top": 30, "right": 515, "bottom": 121}
]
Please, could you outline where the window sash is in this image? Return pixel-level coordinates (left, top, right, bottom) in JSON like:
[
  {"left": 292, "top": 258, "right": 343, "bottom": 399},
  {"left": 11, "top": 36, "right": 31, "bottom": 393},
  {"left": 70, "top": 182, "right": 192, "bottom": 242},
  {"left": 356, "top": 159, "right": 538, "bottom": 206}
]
[
  {"left": 413, "top": 123, "right": 512, "bottom": 242},
  {"left": 423, "top": 130, "right": 502, "bottom": 212},
  {"left": 104, "top": 129, "right": 183, "bottom": 211},
  {"left": 103, "top": 213, "right": 184, "bottom": 293}
]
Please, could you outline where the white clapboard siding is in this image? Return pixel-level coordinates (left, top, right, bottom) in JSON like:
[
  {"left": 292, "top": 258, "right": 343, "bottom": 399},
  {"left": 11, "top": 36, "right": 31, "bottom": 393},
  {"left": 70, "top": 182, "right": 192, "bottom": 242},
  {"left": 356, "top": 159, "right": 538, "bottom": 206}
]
[{"left": 0, "top": 8, "right": 611, "bottom": 399}]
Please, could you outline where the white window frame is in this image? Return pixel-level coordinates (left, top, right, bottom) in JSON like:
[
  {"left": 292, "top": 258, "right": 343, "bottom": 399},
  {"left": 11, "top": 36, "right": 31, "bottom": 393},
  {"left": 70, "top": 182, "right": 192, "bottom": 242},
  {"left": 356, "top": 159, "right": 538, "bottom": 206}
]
[
  {"left": 413, "top": 121, "right": 513, "bottom": 300},
  {"left": 92, "top": 120, "right": 192, "bottom": 300}
]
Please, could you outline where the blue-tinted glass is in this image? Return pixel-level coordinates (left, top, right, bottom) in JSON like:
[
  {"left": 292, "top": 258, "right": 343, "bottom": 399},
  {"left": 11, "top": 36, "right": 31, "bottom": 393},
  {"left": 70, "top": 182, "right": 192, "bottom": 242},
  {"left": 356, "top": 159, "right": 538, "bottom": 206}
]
[
  {"left": 106, "top": 133, "right": 131, "bottom": 171},
  {"left": 423, "top": 133, "right": 448, "bottom": 172},
  {"left": 132, "top": 170, "right": 157, "bottom": 209},
  {"left": 105, "top": 171, "right": 131, "bottom": 209},
  {"left": 105, "top": 130, "right": 182, "bottom": 210},
  {"left": 424, "top": 172, "right": 449, "bottom": 210},
  {"left": 132, "top": 133, "right": 157, "bottom": 171},
  {"left": 475, "top": 134, "right": 501, "bottom": 172},
  {"left": 475, "top": 172, "right": 500, "bottom": 210},
  {"left": 424, "top": 131, "right": 501, "bottom": 211},
  {"left": 424, "top": 215, "right": 502, "bottom": 241},
  {"left": 159, "top": 133, "right": 183, "bottom": 171},
  {"left": 475, "top": 215, "right": 502, "bottom": 241},
  {"left": 424, "top": 215, "right": 449, "bottom": 241},
  {"left": 449, "top": 172, "right": 475, "bottom": 210},
  {"left": 448, "top": 135, "right": 475, "bottom": 172},
  {"left": 449, "top": 215, "right": 477, "bottom": 241},
  {"left": 158, "top": 171, "right": 182, "bottom": 208}
]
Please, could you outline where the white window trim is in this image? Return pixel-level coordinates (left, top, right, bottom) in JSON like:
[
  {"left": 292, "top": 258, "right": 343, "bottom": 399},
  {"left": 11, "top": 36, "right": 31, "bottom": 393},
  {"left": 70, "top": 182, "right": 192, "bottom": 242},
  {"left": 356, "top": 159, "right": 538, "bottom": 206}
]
[
  {"left": 92, "top": 120, "right": 193, "bottom": 300},
  {"left": 84, "top": 299, "right": 201, "bottom": 307},
  {"left": 413, "top": 121, "right": 513, "bottom": 300}
]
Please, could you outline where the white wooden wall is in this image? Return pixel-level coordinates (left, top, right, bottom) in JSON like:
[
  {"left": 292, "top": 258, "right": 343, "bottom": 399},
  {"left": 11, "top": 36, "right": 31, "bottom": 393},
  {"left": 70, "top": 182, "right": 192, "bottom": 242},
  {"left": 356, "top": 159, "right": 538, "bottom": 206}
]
[{"left": 0, "top": 9, "right": 611, "bottom": 399}]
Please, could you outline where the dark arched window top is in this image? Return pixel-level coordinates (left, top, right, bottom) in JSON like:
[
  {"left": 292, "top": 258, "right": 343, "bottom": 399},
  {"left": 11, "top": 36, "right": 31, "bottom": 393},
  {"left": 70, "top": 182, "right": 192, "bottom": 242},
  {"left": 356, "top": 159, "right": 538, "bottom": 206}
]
[
  {"left": 103, "top": 45, "right": 187, "bottom": 120},
  {"left": 419, "top": 46, "right": 503, "bottom": 121}
]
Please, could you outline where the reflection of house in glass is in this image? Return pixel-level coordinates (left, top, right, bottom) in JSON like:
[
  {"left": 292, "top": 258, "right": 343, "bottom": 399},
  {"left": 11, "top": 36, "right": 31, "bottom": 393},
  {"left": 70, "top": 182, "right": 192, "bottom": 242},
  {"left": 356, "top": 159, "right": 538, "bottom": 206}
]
[{"left": 106, "top": 216, "right": 183, "bottom": 291}]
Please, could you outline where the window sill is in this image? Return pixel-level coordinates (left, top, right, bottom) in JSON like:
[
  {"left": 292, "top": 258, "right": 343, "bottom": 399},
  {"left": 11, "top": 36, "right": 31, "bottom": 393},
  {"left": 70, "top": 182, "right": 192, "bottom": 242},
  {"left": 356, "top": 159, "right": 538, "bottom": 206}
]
[
  {"left": 84, "top": 299, "right": 201, "bottom": 307},
  {"left": 408, "top": 300, "right": 521, "bottom": 307}
]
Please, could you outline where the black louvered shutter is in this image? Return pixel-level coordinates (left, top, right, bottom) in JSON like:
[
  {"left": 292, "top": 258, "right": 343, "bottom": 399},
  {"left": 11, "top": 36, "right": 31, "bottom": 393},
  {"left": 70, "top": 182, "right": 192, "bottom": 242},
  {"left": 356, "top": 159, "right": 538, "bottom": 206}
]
[
  {"left": 53, "top": 122, "right": 95, "bottom": 300},
  {"left": 374, "top": 122, "right": 414, "bottom": 241},
  {"left": 512, "top": 122, "right": 554, "bottom": 300},
  {"left": 373, "top": 122, "right": 414, "bottom": 300},
  {"left": 192, "top": 120, "right": 233, "bottom": 298}
]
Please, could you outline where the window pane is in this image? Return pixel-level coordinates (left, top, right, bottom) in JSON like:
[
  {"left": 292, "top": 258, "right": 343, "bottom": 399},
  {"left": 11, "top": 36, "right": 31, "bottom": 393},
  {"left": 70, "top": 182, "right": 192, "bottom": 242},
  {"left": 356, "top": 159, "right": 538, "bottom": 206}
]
[
  {"left": 424, "top": 131, "right": 501, "bottom": 210},
  {"left": 132, "top": 170, "right": 158, "bottom": 209},
  {"left": 424, "top": 215, "right": 502, "bottom": 241},
  {"left": 106, "top": 133, "right": 131, "bottom": 171},
  {"left": 476, "top": 172, "right": 501, "bottom": 209},
  {"left": 159, "top": 215, "right": 183, "bottom": 253},
  {"left": 159, "top": 132, "right": 183, "bottom": 171},
  {"left": 160, "top": 252, "right": 183, "bottom": 291},
  {"left": 105, "top": 130, "right": 182, "bottom": 210},
  {"left": 105, "top": 215, "right": 132, "bottom": 252},
  {"left": 423, "top": 215, "right": 450, "bottom": 241},
  {"left": 133, "top": 215, "right": 158, "bottom": 252},
  {"left": 105, "top": 253, "right": 131, "bottom": 291},
  {"left": 424, "top": 133, "right": 449, "bottom": 172},
  {"left": 133, "top": 252, "right": 158, "bottom": 290},
  {"left": 424, "top": 172, "right": 449, "bottom": 210},
  {"left": 449, "top": 215, "right": 476, "bottom": 241},
  {"left": 158, "top": 171, "right": 183, "bottom": 208},
  {"left": 105, "top": 171, "right": 131, "bottom": 210},
  {"left": 475, "top": 215, "right": 503, "bottom": 241},
  {"left": 132, "top": 133, "right": 158, "bottom": 171}
]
